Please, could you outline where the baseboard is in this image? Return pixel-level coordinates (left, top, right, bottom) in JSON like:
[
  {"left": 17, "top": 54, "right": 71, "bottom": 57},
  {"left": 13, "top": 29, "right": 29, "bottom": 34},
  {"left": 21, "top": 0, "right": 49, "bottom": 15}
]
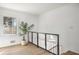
[{"left": 0, "top": 42, "right": 21, "bottom": 48}]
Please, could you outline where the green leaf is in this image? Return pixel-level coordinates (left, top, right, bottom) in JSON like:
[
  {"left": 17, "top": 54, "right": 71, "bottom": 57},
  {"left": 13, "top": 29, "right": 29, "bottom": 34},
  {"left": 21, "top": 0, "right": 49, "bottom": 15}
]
[{"left": 19, "top": 21, "right": 34, "bottom": 36}]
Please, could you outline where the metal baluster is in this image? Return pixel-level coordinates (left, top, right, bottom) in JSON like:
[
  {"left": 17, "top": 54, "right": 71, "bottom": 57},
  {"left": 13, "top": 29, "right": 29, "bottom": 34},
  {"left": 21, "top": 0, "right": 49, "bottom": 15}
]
[
  {"left": 31, "top": 32, "right": 33, "bottom": 43},
  {"left": 28, "top": 32, "right": 29, "bottom": 43},
  {"left": 57, "top": 34, "right": 59, "bottom": 55},
  {"left": 45, "top": 34, "right": 47, "bottom": 50},
  {"left": 37, "top": 33, "right": 39, "bottom": 47}
]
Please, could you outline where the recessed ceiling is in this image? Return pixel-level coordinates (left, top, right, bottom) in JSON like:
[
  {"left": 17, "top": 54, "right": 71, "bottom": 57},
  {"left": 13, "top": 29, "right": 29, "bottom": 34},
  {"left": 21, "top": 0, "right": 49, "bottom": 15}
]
[{"left": 0, "top": 3, "right": 67, "bottom": 15}]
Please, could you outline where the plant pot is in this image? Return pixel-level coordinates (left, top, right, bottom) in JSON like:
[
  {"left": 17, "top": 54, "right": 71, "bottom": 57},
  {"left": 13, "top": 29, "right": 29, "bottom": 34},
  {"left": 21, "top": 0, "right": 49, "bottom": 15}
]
[{"left": 21, "top": 41, "right": 27, "bottom": 46}]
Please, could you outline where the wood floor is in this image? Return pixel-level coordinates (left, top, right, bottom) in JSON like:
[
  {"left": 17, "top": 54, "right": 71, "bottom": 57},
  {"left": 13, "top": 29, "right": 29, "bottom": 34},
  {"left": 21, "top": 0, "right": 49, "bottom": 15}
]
[
  {"left": 0, "top": 43, "right": 52, "bottom": 55},
  {"left": 62, "top": 51, "right": 79, "bottom": 55},
  {"left": 0, "top": 43, "right": 79, "bottom": 55}
]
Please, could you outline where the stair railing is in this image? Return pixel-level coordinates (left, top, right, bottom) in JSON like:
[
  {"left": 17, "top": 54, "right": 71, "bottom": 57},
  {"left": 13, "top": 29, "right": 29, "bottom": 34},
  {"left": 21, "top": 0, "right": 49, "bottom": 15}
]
[{"left": 28, "top": 31, "right": 59, "bottom": 55}]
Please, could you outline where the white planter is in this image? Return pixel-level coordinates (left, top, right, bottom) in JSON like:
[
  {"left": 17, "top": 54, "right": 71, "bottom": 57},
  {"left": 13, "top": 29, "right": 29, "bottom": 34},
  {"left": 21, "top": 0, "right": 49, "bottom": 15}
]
[{"left": 21, "top": 41, "right": 27, "bottom": 46}]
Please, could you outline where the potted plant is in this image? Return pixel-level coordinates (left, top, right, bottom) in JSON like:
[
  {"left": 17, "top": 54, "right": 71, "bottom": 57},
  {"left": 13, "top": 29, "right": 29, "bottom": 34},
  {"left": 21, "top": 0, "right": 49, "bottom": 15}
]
[{"left": 19, "top": 21, "right": 34, "bottom": 45}]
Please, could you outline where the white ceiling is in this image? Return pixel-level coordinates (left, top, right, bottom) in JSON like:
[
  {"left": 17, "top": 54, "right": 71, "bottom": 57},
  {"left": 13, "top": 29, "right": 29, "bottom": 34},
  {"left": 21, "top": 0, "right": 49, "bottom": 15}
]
[{"left": 0, "top": 3, "right": 67, "bottom": 15}]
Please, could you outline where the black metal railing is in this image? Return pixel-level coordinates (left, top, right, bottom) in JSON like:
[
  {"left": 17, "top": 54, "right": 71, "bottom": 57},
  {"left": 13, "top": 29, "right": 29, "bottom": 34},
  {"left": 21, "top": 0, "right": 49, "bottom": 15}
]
[{"left": 28, "top": 31, "right": 59, "bottom": 55}]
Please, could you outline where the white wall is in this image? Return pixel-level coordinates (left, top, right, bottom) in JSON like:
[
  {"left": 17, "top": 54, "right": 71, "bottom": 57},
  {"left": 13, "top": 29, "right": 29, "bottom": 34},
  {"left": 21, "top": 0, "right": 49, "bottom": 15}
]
[
  {"left": 38, "top": 4, "right": 79, "bottom": 53},
  {"left": 0, "top": 7, "right": 38, "bottom": 47},
  {"left": 0, "top": 4, "right": 79, "bottom": 54}
]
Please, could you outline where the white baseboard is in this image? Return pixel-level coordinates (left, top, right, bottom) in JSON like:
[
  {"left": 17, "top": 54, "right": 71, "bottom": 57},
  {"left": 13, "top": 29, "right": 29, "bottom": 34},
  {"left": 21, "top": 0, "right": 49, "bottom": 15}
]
[{"left": 0, "top": 42, "right": 21, "bottom": 48}]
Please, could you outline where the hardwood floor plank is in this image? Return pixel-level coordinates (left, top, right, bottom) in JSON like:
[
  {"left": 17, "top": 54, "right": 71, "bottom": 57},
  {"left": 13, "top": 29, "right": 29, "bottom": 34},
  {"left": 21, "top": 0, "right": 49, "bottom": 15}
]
[{"left": 0, "top": 43, "right": 52, "bottom": 55}]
